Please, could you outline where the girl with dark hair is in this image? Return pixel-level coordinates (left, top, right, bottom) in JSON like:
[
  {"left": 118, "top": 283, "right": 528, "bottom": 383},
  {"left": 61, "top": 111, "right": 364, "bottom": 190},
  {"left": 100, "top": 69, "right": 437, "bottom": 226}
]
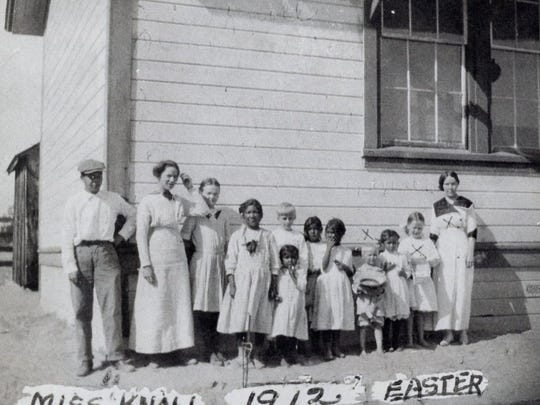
[
  {"left": 380, "top": 229, "right": 412, "bottom": 352},
  {"left": 431, "top": 171, "right": 477, "bottom": 346},
  {"left": 270, "top": 245, "right": 308, "bottom": 366},
  {"left": 304, "top": 216, "right": 324, "bottom": 355},
  {"left": 312, "top": 218, "right": 355, "bottom": 361},
  {"left": 181, "top": 177, "right": 230, "bottom": 366},
  {"left": 217, "top": 199, "right": 280, "bottom": 369}
]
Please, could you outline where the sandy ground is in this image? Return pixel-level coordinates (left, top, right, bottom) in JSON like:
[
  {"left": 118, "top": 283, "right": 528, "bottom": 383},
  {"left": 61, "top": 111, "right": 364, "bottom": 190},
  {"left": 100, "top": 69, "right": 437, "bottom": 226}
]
[{"left": 1, "top": 273, "right": 540, "bottom": 405}]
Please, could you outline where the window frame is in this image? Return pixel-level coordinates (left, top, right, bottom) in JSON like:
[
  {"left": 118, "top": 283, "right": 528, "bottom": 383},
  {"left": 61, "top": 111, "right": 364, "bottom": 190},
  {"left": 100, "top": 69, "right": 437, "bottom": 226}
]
[
  {"left": 363, "top": 0, "right": 538, "bottom": 169},
  {"left": 379, "top": 0, "right": 467, "bottom": 149},
  {"left": 490, "top": 0, "right": 540, "bottom": 152}
]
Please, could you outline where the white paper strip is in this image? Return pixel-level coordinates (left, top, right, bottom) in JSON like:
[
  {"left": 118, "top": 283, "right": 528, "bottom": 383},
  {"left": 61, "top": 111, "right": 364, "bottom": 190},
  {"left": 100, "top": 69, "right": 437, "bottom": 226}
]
[
  {"left": 16, "top": 385, "right": 205, "bottom": 405},
  {"left": 371, "top": 370, "right": 488, "bottom": 403}
]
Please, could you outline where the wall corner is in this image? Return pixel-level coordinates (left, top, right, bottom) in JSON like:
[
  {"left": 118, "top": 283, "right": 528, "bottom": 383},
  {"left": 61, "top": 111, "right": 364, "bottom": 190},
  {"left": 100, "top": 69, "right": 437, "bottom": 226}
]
[{"left": 105, "top": 0, "right": 133, "bottom": 199}]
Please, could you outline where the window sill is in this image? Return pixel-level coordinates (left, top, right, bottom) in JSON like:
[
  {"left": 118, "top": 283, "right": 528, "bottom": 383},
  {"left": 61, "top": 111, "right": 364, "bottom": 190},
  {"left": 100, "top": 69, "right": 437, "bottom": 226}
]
[{"left": 364, "top": 147, "right": 535, "bottom": 164}]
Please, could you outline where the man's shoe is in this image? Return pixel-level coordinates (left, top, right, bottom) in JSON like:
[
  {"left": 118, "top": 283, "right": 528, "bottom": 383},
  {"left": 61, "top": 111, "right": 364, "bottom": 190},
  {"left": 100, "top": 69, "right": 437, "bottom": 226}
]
[
  {"left": 110, "top": 359, "right": 135, "bottom": 373},
  {"left": 76, "top": 360, "right": 93, "bottom": 377}
]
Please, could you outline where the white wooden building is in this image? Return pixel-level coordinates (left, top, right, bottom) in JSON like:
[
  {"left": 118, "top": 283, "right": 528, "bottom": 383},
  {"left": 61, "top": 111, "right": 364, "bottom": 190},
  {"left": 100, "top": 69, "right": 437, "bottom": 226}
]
[{"left": 6, "top": 0, "right": 540, "bottom": 335}]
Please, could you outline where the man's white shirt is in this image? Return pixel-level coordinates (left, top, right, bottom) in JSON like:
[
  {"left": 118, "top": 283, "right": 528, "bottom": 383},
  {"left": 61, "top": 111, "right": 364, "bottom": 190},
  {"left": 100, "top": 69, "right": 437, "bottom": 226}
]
[{"left": 62, "top": 190, "right": 136, "bottom": 275}]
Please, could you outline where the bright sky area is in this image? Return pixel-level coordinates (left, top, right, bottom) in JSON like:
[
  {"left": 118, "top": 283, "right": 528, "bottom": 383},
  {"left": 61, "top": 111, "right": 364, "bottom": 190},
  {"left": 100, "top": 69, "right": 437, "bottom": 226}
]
[{"left": 0, "top": 0, "right": 42, "bottom": 216}]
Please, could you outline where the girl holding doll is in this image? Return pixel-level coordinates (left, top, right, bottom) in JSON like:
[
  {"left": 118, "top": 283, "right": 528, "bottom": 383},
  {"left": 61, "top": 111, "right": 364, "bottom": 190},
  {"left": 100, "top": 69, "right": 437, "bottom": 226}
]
[
  {"left": 313, "top": 218, "right": 355, "bottom": 361},
  {"left": 379, "top": 229, "right": 412, "bottom": 351},
  {"left": 398, "top": 212, "right": 440, "bottom": 347},
  {"left": 217, "top": 199, "right": 280, "bottom": 369},
  {"left": 352, "top": 244, "right": 387, "bottom": 355},
  {"left": 270, "top": 245, "right": 308, "bottom": 366},
  {"left": 181, "top": 178, "right": 230, "bottom": 365}
]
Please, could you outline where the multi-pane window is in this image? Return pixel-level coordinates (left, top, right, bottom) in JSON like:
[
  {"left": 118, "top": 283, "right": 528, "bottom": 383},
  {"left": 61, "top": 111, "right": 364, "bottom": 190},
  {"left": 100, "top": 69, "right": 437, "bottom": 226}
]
[
  {"left": 372, "top": 0, "right": 540, "bottom": 156},
  {"left": 379, "top": 0, "right": 466, "bottom": 148},
  {"left": 491, "top": 0, "right": 540, "bottom": 150}
]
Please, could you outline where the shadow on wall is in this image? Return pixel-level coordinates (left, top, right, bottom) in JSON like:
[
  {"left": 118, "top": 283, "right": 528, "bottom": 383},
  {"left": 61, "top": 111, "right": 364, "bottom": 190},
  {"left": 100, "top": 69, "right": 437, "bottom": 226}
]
[{"left": 471, "top": 212, "right": 533, "bottom": 335}]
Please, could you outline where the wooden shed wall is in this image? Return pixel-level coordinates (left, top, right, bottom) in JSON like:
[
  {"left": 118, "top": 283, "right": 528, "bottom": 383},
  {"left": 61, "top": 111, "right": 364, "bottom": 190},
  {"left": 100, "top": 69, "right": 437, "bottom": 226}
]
[
  {"left": 12, "top": 147, "right": 39, "bottom": 290},
  {"left": 39, "top": 0, "right": 109, "bottom": 249},
  {"left": 130, "top": 0, "right": 540, "bottom": 333}
]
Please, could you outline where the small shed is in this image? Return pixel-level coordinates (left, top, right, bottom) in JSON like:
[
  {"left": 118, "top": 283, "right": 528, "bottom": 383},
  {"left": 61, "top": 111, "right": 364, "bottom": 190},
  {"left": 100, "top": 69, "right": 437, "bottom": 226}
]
[{"left": 7, "top": 143, "right": 39, "bottom": 290}]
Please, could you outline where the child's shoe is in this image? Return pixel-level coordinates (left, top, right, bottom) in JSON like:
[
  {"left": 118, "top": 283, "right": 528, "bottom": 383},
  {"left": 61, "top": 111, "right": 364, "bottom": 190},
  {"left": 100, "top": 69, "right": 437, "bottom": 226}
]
[
  {"left": 296, "top": 354, "right": 308, "bottom": 365},
  {"left": 332, "top": 347, "right": 346, "bottom": 358},
  {"left": 252, "top": 357, "right": 266, "bottom": 369},
  {"left": 280, "top": 357, "right": 291, "bottom": 367},
  {"left": 210, "top": 352, "right": 224, "bottom": 366},
  {"left": 417, "top": 340, "right": 432, "bottom": 348},
  {"left": 324, "top": 344, "right": 334, "bottom": 361}
]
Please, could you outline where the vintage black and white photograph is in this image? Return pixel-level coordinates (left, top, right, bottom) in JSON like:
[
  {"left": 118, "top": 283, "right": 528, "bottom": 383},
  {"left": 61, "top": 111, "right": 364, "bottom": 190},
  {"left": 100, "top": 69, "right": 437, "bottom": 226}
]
[{"left": 1, "top": 0, "right": 539, "bottom": 404}]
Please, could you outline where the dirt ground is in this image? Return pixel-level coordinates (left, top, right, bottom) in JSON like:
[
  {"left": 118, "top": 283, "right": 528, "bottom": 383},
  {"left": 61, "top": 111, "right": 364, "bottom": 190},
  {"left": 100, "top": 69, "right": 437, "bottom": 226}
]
[{"left": 1, "top": 274, "right": 540, "bottom": 405}]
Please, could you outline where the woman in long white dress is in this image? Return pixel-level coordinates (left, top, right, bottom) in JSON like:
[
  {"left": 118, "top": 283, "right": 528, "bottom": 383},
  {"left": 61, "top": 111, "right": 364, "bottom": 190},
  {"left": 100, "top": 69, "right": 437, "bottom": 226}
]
[
  {"left": 430, "top": 171, "right": 477, "bottom": 346},
  {"left": 129, "top": 160, "right": 206, "bottom": 366}
]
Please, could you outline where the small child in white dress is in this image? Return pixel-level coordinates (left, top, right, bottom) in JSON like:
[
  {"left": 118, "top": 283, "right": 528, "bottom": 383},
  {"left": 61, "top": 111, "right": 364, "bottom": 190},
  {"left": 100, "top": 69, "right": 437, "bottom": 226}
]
[
  {"left": 304, "top": 216, "right": 325, "bottom": 355},
  {"left": 352, "top": 245, "right": 387, "bottom": 355},
  {"left": 270, "top": 245, "right": 308, "bottom": 366},
  {"left": 313, "top": 218, "right": 355, "bottom": 361},
  {"left": 380, "top": 229, "right": 412, "bottom": 352},
  {"left": 272, "top": 202, "right": 309, "bottom": 293},
  {"left": 217, "top": 199, "right": 280, "bottom": 369},
  {"left": 398, "top": 212, "right": 440, "bottom": 347}
]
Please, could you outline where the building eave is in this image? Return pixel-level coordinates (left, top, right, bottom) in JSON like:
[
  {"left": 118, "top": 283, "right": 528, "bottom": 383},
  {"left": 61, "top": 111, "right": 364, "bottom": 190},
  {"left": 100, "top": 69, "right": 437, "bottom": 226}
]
[
  {"left": 4, "top": 0, "right": 50, "bottom": 36},
  {"left": 7, "top": 143, "right": 39, "bottom": 174}
]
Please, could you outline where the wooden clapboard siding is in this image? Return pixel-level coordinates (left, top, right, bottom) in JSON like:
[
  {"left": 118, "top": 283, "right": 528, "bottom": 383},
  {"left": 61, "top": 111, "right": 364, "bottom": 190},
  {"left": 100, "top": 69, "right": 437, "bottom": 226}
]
[
  {"left": 130, "top": 161, "right": 540, "bottom": 192},
  {"left": 132, "top": 82, "right": 362, "bottom": 116},
  {"left": 135, "top": 0, "right": 362, "bottom": 41},
  {"left": 134, "top": 60, "right": 363, "bottom": 97},
  {"left": 132, "top": 181, "right": 538, "bottom": 210},
  {"left": 471, "top": 314, "right": 540, "bottom": 333},
  {"left": 127, "top": 0, "right": 540, "bottom": 335},
  {"left": 473, "top": 280, "right": 540, "bottom": 300},
  {"left": 133, "top": 41, "right": 362, "bottom": 79},
  {"left": 39, "top": 0, "right": 109, "bottom": 248},
  {"left": 129, "top": 0, "right": 366, "bottom": 247},
  {"left": 140, "top": 0, "right": 363, "bottom": 25},
  {"left": 132, "top": 101, "right": 363, "bottom": 133},
  {"left": 472, "top": 298, "right": 540, "bottom": 317},
  {"left": 475, "top": 268, "right": 540, "bottom": 282},
  {"left": 133, "top": 20, "right": 363, "bottom": 61},
  {"left": 471, "top": 267, "right": 540, "bottom": 332}
]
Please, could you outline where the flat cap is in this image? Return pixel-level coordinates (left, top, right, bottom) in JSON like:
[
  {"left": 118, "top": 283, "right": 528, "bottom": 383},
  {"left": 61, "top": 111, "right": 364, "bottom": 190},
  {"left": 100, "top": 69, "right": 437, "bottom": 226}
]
[{"left": 77, "top": 159, "right": 105, "bottom": 174}]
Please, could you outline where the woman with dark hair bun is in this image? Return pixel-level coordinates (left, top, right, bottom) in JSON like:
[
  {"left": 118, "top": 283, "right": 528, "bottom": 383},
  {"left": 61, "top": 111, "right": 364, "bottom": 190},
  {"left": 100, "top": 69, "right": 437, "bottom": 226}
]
[
  {"left": 129, "top": 160, "right": 208, "bottom": 367},
  {"left": 430, "top": 170, "right": 477, "bottom": 346}
]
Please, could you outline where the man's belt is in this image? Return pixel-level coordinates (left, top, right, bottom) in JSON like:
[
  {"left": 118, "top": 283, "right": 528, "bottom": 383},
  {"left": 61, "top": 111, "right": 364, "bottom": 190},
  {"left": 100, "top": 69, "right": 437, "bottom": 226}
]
[{"left": 78, "top": 240, "right": 113, "bottom": 247}]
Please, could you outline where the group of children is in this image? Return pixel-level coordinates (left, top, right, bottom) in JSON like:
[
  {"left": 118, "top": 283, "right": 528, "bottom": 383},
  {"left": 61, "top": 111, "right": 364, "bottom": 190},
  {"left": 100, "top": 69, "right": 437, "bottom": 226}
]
[{"left": 183, "top": 178, "right": 441, "bottom": 369}]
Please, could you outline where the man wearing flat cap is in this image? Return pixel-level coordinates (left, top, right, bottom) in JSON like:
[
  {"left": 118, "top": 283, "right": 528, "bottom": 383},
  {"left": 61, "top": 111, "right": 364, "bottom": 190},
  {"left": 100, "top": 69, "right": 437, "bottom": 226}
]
[{"left": 62, "top": 159, "right": 136, "bottom": 376}]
